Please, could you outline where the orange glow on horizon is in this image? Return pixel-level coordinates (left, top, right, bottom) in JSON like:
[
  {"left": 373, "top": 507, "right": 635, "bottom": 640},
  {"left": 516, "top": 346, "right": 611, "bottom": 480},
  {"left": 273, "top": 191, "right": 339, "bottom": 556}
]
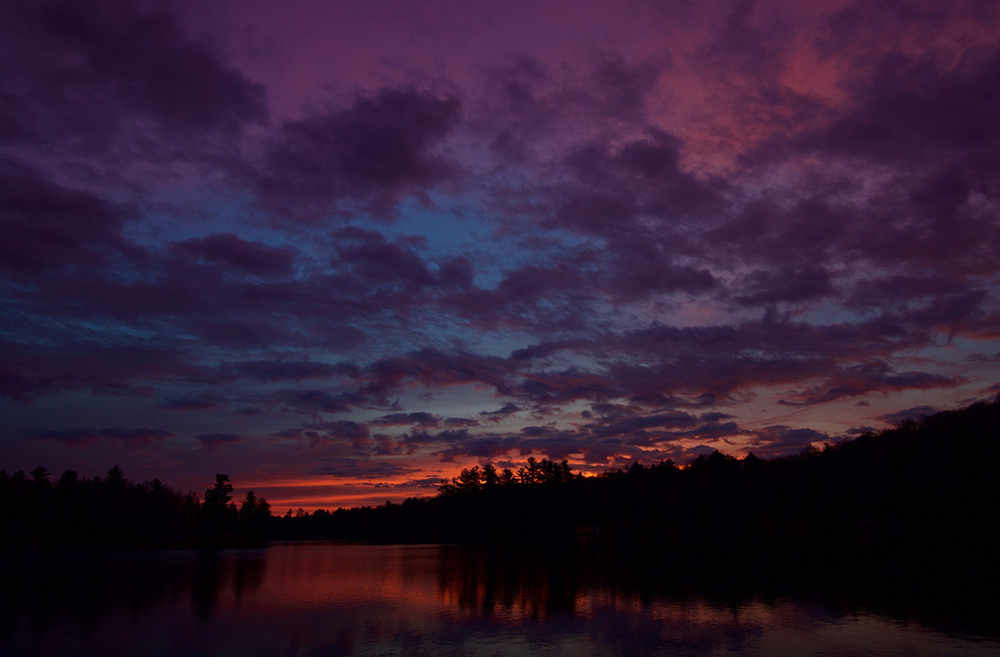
[{"left": 238, "top": 439, "right": 815, "bottom": 511}]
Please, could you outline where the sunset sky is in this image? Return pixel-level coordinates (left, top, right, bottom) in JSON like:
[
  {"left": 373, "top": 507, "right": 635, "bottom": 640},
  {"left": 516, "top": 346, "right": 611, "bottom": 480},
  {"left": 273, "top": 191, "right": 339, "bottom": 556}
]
[{"left": 2, "top": 0, "right": 999, "bottom": 510}]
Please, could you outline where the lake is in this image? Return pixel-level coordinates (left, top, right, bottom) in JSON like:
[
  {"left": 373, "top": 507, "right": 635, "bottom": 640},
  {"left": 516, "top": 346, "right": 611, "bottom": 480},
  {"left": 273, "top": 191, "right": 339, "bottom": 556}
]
[{"left": 2, "top": 542, "right": 997, "bottom": 656}]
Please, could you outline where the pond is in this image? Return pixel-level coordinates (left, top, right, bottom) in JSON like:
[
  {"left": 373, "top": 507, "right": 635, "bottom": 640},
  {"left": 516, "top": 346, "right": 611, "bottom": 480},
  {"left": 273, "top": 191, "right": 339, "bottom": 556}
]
[{"left": 2, "top": 542, "right": 997, "bottom": 656}]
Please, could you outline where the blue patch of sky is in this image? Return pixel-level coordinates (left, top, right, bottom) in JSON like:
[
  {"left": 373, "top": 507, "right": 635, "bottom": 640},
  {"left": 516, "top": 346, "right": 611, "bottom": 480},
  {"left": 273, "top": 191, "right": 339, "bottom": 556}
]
[
  {"left": 0, "top": 389, "right": 170, "bottom": 437},
  {"left": 362, "top": 383, "right": 505, "bottom": 424},
  {"left": 795, "top": 296, "right": 869, "bottom": 327},
  {"left": 124, "top": 186, "right": 604, "bottom": 291},
  {"left": 918, "top": 336, "right": 1000, "bottom": 375},
  {"left": 366, "top": 193, "right": 601, "bottom": 289},
  {"left": 124, "top": 191, "right": 302, "bottom": 254},
  {"left": 0, "top": 303, "right": 170, "bottom": 350}
]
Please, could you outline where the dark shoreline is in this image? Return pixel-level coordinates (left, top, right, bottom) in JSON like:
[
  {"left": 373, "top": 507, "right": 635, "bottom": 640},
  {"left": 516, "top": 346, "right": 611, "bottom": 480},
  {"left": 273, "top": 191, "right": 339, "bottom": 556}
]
[{"left": 3, "top": 397, "right": 998, "bottom": 620}]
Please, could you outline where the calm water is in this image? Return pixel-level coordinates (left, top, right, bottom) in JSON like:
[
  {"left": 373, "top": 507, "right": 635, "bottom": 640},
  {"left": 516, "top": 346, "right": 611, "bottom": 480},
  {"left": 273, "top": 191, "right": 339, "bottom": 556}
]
[{"left": 1, "top": 543, "right": 997, "bottom": 656}]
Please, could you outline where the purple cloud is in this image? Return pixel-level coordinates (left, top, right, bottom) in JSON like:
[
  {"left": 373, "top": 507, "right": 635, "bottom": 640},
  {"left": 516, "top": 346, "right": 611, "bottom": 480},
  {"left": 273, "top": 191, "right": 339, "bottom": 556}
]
[
  {"left": 0, "top": 0, "right": 267, "bottom": 156},
  {"left": 370, "top": 412, "right": 440, "bottom": 427},
  {"left": 258, "top": 87, "right": 461, "bottom": 218},
  {"left": 196, "top": 432, "right": 243, "bottom": 452},
  {"left": 308, "top": 459, "right": 414, "bottom": 479},
  {"left": 0, "top": 159, "right": 136, "bottom": 273},
  {"left": 31, "top": 426, "right": 174, "bottom": 447},
  {"left": 159, "top": 392, "right": 226, "bottom": 412},
  {"left": 734, "top": 266, "right": 835, "bottom": 307},
  {"left": 877, "top": 405, "right": 940, "bottom": 426},
  {"left": 172, "top": 234, "right": 297, "bottom": 277},
  {"left": 779, "top": 363, "right": 962, "bottom": 406},
  {"left": 217, "top": 360, "right": 358, "bottom": 383}
]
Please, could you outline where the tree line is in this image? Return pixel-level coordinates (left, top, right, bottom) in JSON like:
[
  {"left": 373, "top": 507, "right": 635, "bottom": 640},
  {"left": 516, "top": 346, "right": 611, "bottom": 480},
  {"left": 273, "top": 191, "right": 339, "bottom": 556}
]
[
  {"left": 0, "top": 468, "right": 271, "bottom": 551},
  {"left": 272, "top": 396, "right": 1000, "bottom": 594},
  {"left": 4, "top": 394, "right": 999, "bottom": 593}
]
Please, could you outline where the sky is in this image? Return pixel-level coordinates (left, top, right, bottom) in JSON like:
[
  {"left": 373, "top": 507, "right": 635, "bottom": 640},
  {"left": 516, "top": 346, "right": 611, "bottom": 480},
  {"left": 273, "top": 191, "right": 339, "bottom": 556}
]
[{"left": 2, "top": 0, "right": 1000, "bottom": 510}]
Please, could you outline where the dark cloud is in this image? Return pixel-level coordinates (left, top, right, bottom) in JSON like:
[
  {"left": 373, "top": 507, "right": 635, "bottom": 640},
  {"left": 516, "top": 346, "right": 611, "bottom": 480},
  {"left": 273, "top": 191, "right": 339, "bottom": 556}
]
[
  {"left": 736, "top": 45, "right": 1000, "bottom": 279},
  {"left": 271, "top": 428, "right": 322, "bottom": 441},
  {"left": 370, "top": 412, "right": 440, "bottom": 427},
  {"left": 332, "top": 227, "right": 439, "bottom": 292},
  {"left": 258, "top": 87, "right": 461, "bottom": 219},
  {"left": 0, "top": 342, "right": 184, "bottom": 404},
  {"left": 196, "top": 432, "right": 243, "bottom": 452},
  {"left": 218, "top": 359, "right": 358, "bottom": 383},
  {"left": 845, "top": 274, "right": 972, "bottom": 309},
  {"left": 479, "top": 403, "right": 521, "bottom": 418},
  {"left": 433, "top": 435, "right": 527, "bottom": 462},
  {"left": 443, "top": 417, "right": 481, "bottom": 428},
  {"left": 877, "top": 405, "right": 939, "bottom": 425},
  {"left": 440, "top": 260, "right": 598, "bottom": 332},
  {"left": 159, "top": 391, "right": 226, "bottom": 412},
  {"left": 798, "top": 49, "right": 1000, "bottom": 164},
  {"left": 695, "top": 0, "right": 787, "bottom": 80},
  {"left": 821, "top": 0, "right": 997, "bottom": 57},
  {"left": 0, "top": 371, "right": 62, "bottom": 404},
  {"left": 315, "top": 420, "right": 370, "bottom": 441},
  {"left": 746, "top": 425, "right": 828, "bottom": 456},
  {"left": 0, "top": 159, "right": 136, "bottom": 273},
  {"left": 171, "top": 234, "right": 297, "bottom": 277},
  {"left": 308, "top": 459, "right": 414, "bottom": 479},
  {"left": 31, "top": 426, "right": 174, "bottom": 447},
  {"left": 395, "top": 476, "right": 445, "bottom": 490},
  {"left": 272, "top": 420, "right": 373, "bottom": 449},
  {"left": 477, "top": 57, "right": 552, "bottom": 162},
  {"left": 589, "top": 51, "right": 670, "bottom": 120},
  {"left": 476, "top": 51, "right": 668, "bottom": 164},
  {"left": 363, "top": 348, "right": 514, "bottom": 397},
  {"left": 553, "top": 130, "right": 719, "bottom": 237},
  {"left": 269, "top": 389, "right": 373, "bottom": 416},
  {"left": 706, "top": 196, "right": 849, "bottom": 269},
  {"left": 700, "top": 411, "right": 735, "bottom": 422},
  {"left": 605, "top": 238, "right": 718, "bottom": 301},
  {"left": 584, "top": 409, "right": 699, "bottom": 438},
  {"left": 0, "top": 0, "right": 267, "bottom": 153},
  {"left": 779, "top": 363, "right": 961, "bottom": 406},
  {"left": 685, "top": 421, "right": 741, "bottom": 439},
  {"left": 734, "top": 266, "right": 835, "bottom": 307}
]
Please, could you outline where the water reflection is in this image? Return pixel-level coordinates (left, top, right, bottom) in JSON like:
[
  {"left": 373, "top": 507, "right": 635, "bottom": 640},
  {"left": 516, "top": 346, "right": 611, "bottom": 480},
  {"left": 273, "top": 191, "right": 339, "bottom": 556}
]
[{"left": 1, "top": 543, "right": 997, "bottom": 656}]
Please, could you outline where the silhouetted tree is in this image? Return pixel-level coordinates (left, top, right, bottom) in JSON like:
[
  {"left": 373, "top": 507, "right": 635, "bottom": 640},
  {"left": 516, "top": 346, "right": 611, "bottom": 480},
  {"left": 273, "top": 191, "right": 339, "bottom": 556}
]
[
  {"left": 200, "top": 474, "right": 238, "bottom": 542},
  {"left": 204, "top": 474, "right": 234, "bottom": 508},
  {"left": 30, "top": 466, "right": 50, "bottom": 486},
  {"left": 238, "top": 490, "right": 272, "bottom": 544}
]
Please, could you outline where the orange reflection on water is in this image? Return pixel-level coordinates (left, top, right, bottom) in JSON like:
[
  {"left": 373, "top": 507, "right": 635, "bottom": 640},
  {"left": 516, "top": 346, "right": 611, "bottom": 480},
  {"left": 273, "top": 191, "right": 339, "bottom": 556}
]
[
  {"left": 249, "top": 544, "right": 447, "bottom": 612},
  {"left": 6, "top": 544, "right": 999, "bottom": 657}
]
